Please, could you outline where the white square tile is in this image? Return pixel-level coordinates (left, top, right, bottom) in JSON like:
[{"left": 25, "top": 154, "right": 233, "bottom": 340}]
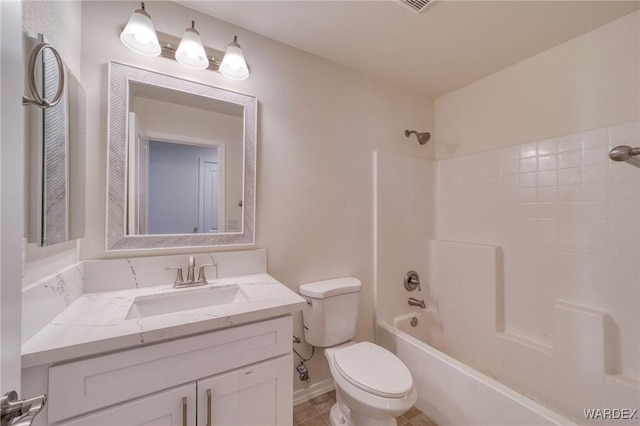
[
  {"left": 581, "top": 201, "right": 608, "bottom": 220},
  {"left": 520, "top": 158, "right": 537, "bottom": 173},
  {"left": 538, "top": 170, "right": 558, "bottom": 186},
  {"left": 559, "top": 134, "right": 582, "bottom": 152},
  {"left": 610, "top": 162, "right": 640, "bottom": 182},
  {"left": 519, "top": 172, "right": 537, "bottom": 188},
  {"left": 558, "top": 184, "right": 581, "bottom": 202},
  {"left": 538, "top": 186, "right": 558, "bottom": 202},
  {"left": 581, "top": 182, "right": 608, "bottom": 201},
  {"left": 609, "top": 199, "right": 639, "bottom": 220},
  {"left": 581, "top": 165, "right": 608, "bottom": 184},
  {"left": 520, "top": 143, "right": 537, "bottom": 158},
  {"left": 582, "top": 128, "right": 609, "bottom": 150},
  {"left": 537, "top": 138, "right": 558, "bottom": 155},
  {"left": 538, "top": 155, "right": 558, "bottom": 171},
  {"left": 582, "top": 147, "right": 609, "bottom": 166},
  {"left": 502, "top": 159, "right": 519, "bottom": 176},
  {"left": 559, "top": 151, "right": 581, "bottom": 169},
  {"left": 609, "top": 179, "right": 639, "bottom": 200},
  {"left": 559, "top": 168, "right": 581, "bottom": 185}
]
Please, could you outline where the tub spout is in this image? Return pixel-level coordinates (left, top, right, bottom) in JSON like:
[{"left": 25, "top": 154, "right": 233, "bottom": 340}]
[{"left": 408, "top": 297, "right": 426, "bottom": 309}]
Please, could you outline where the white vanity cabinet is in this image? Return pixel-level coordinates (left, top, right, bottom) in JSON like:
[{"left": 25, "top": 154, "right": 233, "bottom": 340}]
[{"left": 46, "top": 316, "right": 293, "bottom": 426}]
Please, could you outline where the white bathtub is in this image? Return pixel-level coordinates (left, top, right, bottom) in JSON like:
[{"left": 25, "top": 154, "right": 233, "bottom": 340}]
[{"left": 377, "top": 314, "right": 575, "bottom": 426}]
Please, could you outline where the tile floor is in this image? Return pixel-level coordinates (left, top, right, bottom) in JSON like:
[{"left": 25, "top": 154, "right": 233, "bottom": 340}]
[{"left": 293, "top": 390, "right": 438, "bottom": 426}]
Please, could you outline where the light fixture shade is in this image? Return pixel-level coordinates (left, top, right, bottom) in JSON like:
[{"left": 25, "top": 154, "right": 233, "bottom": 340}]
[
  {"left": 175, "top": 22, "right": 209, "bottom": 70},
  {"left": 120, "top": 4, "right": 161, "bottom": 57},
  {"left": 219, "top": 36, "right": 249, "bottom": 80}
]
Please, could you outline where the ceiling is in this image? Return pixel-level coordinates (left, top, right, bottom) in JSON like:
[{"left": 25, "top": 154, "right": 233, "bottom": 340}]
[{"left": 180, "top": 1, "right": 640, "bottom": 98}]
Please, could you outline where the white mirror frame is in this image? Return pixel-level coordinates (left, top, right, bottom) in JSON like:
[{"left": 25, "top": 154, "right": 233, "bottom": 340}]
[{"left": 106, "top": 62, "right": 256, "bottom": 250}]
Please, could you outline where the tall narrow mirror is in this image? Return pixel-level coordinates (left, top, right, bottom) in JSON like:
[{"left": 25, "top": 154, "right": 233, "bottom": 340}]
[
  {"left": 26, "top": 34, "right": 86, "bottom": 246},
  {"left": 106, "top": 63, "right": 256, "bottom": 250}
]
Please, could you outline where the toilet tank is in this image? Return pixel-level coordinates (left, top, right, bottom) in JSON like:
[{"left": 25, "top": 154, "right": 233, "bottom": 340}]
[{"left": 299, "top": 277, "right": 362, "bottom": 347}]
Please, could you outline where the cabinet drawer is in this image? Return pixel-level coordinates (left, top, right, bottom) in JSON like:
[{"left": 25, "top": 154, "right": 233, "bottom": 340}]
[
  {"left": 49, "top": 316, "right": 292, "bottom": 423},
  {"left": 56, "top": 383, "right": 196, "bottom": 426}
]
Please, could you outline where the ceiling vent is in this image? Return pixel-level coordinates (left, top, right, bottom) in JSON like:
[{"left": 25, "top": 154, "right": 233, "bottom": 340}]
[{"left": 397, "top": 0, "right": 432, "bottom": 14}]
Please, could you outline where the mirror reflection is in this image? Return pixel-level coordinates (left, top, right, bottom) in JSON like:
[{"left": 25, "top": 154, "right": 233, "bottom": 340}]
[{"left": 127, "top": 83, "right": 244, "bottom": 235}]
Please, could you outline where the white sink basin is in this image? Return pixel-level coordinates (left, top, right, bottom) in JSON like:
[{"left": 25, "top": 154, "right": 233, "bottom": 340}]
[{"left": 125, "top": 285, "right": 248, "bottom": 320}]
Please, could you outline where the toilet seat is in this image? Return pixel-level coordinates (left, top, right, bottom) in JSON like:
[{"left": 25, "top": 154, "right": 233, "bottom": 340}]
[{"left": 333, "top": 342, "right": 413, "bottom": 398}]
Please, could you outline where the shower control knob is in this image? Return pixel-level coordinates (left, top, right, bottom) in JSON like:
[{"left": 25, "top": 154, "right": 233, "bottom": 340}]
[{"left": 404, "top": 271, "right": 421, "bottom": 292}]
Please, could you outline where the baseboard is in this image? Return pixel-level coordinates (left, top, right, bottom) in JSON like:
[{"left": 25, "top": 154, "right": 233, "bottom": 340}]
[{"left": 293, "top": 378, "right": 335, "bottom": 405}]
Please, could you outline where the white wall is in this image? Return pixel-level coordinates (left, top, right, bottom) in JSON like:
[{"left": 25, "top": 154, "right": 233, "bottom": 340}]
[
  {"left": 80, "top": 1, "right": 434, "bottom": 391},
  {"left": 435, "top": 11, "right": 639, "bottom": 160}
]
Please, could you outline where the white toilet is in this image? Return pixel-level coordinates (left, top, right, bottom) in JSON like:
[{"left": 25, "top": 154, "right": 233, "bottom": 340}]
[{"left": 299, "top": 277, "right": 417, "bottom": 426}]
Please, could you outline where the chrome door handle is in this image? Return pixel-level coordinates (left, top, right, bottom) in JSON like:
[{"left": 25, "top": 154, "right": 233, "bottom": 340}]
[
  {"left": 1, "top": 391, "right": 47, "bottom": 426},
  {"left": 206, "top": 389, "right": 212, "bottom": 426},
  {"left": 182, "top": 396, "right": 187, "bottom": 426}
]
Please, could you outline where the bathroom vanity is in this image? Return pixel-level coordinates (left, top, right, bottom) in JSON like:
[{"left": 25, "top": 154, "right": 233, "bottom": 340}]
[{"left": 22, "top": 272, "right": 306, "bottom": 426}]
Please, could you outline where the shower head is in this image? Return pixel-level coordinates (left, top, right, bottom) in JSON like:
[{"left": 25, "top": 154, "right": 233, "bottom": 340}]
[
  {"left": 405, "top": 130, "right": 431, "bottom": 145},
  {"left": 609, "top": 145, "right": 640, "bottom": 161}
]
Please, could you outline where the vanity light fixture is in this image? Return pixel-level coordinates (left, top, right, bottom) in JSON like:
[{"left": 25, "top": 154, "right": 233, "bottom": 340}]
[
  {"left": 219, "top": 36, "right": 250, "bottom": 80},
  {"left": 119, "top": 3, "right": 250, "bottom": 79},
  {"left": 175, "top": 21, "right": 209, "bottom": 70},
  {"left": 120, "top": 2, "right": 161, "bottom": 57}
]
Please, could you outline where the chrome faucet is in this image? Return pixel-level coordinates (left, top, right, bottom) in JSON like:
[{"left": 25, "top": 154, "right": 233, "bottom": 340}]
[
  {"left": 166, "top": 256, "right": 215, "bottom": 288},
  {"left": 408, "top": 297, "right": 426, "bottom": 309},
  {"left": 186, "top": 256, "right": 196, "bottom": 283}
]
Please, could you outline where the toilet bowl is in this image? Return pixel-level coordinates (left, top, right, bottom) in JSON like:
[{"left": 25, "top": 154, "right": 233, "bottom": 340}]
[
  {"left": 299, "top": 277, "right": 418, "bottom": 426},
  {"left": 325, "top": 342, "right": 417, "bottom": 426}
]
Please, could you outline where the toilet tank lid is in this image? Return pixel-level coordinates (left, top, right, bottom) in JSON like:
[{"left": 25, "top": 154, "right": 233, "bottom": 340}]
[{"left": 299, "top": 277, "right": 362, "bottom": 298}]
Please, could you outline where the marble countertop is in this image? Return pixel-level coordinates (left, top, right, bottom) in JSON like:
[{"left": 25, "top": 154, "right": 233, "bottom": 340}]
[{"left": 22, "top": 274, "right": 307, "bottom": 368}]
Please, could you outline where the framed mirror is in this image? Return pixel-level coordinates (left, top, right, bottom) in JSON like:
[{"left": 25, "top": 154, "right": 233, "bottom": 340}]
[{"left": 106, "top": 63, "right": 256, "bottom": 250}]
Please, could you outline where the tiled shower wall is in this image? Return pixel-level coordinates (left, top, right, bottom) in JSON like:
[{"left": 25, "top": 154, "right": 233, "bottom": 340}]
[{"left": 436, "top": 120, "right": 640, "bottom": 381}]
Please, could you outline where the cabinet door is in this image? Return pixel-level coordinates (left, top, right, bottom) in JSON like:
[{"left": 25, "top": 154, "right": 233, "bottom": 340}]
[
  {"left": 57, "top": 383, "right": 196, "bottom": 426},
  {"left": 197, "top": 355, "right": 293, "bottom": 426}
]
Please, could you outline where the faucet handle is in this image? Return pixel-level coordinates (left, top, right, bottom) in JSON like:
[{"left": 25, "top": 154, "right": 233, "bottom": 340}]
[
  {"left": 165, "top": 266, "right": 184, "bottom": 286},
  {"left": 404, "top": 271, "right": 421, "bottom": 292},
  {"left": 197, "top": 264, "right": 215, "bottom": 283}
]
